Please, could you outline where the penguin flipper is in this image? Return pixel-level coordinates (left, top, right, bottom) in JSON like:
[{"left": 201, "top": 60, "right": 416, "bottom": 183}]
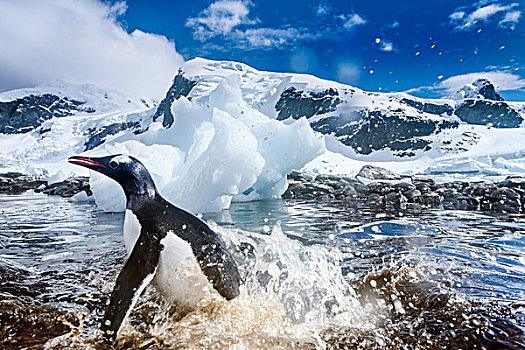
[
  {"left": 100, "top": 232, "right": 160, "bottom": 342},
  {"left": 192, "top": 232, "right": 241, "bottom": 301}
]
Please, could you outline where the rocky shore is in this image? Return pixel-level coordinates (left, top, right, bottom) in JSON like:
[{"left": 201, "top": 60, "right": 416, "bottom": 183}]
[
  {"left": 0, "top": 174, "right": 91, "bottom": 198},
  {"left": 2, "top": 166, "right": 525, "bottom": 214},
  {"left": 283, "top": 165, "right": 525, "bottom": 214}
]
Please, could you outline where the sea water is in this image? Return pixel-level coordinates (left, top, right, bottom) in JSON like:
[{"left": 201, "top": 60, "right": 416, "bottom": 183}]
[{"left": 0, "top": 192, "right": 524, "bottom": 349}]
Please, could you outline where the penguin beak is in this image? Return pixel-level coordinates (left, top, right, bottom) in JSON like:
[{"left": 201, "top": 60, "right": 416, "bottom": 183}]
[{"left": 68, "top": 156, "right": 108, "bottom": 170}]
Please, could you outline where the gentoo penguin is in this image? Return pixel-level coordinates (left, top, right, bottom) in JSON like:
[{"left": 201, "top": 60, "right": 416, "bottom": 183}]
[{"left": 68, "top": 154, "right": 240, "bottom": 342}]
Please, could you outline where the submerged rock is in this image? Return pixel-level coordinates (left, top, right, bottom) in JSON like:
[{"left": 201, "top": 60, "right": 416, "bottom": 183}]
[{"left": 0, "top": 293, "right": 78, "bottom": 349}]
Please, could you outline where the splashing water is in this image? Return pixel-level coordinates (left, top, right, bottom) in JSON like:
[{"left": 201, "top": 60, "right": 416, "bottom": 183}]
[{"left": 44, "top": 223, "right": 369, "bottom": 349}]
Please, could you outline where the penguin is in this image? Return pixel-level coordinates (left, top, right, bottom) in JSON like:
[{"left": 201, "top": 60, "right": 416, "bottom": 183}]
[{"left": 68, "top": 154, "right": 241, "bottom": 342}]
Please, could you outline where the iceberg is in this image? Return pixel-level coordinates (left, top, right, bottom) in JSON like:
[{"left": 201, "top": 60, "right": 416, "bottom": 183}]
[{"left": 89, "top": 74, "right": 325, "bottom": 213}]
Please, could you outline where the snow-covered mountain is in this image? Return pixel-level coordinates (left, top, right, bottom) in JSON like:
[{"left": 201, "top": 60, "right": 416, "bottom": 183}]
[
  {"left": 158, "top": 58, "right": 525, "bottom": 177},
  {"left": 1, "top": 58, "right": 524, "bottom": 212},
  {"left": 0, "top": 81, "right": 156, "bottom": 176}
]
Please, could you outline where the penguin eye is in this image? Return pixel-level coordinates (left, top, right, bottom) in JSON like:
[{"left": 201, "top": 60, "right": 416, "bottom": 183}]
[{"left": 109, "top": 160, "right": 118, "bottom": 169}]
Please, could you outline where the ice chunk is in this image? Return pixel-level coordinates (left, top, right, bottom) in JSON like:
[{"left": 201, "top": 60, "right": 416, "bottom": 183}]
[{"left": 88, "top": 74, "right": 324, "bottom": 213}]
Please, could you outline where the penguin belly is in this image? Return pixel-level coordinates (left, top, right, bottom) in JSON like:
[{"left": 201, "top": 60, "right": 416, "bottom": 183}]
[
  {"left": 154, "top": 232, "right": 214, "bottom": 308},
  {"left": 123, "top": 210, "right": 213, "bottom": 308}
]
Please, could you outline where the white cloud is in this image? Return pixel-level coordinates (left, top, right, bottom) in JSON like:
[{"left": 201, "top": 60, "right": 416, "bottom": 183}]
[
  {"left": 316, "top": 4, "right": 330, "bottom": 16},
  {"left": 234, "top": 27, "right": 313, "bottom": 49},
  {"left": 0, "top": 0, "right": 183, "bottom": 99},
  {"left": 186, "top": 1, "right": 364, "bottom": 51},
  {"left": 407, "top": 71, "right": 525, "bottom": 97},
  {"left": 342, "top": 13, "right": 367, "bottom": 29},
  {"left": 387, "top": 20, "right": 400, "bottom": 28},
  {"left": 449, "top": 2, "right": 521, "bottom": 30},
  {"left": 439, "top": 71, "right": 525, "bottom": 93},
  {"left": 499, "top": 10, "right": 521, "bottom": 27},
  {"left": 449, "top": 11, "right": 465, "bottom": 20},
  {"left": 379, "top": 40, "right": 395, "bottom": 52},
  {"left": 186, "top": 0, "right": 256, "bottom": 40},
  {"left": 186, "top": 0, "right": 315, "bottom": 50}
]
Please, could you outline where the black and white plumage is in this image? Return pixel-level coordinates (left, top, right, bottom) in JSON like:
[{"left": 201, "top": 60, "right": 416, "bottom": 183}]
[{"left": 68, "top": 154, "right": 241, "bottom": 342}]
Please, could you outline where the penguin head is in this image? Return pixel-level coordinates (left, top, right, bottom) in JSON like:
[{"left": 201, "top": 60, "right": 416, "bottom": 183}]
[{"left": 68, "top": 154, "right": 157, "bottom": 200}]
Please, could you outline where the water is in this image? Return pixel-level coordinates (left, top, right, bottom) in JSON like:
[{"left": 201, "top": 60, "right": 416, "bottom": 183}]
[{"left": 1, "top": 192, "right": 524, "bottom": 349}]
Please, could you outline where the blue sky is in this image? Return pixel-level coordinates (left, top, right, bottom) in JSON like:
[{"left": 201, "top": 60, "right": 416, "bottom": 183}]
[
  {"left": 120, "top": 0, "right": 524, "bottom": 100},
  {"left": 0, "top": 0, "right": 522, "bottom": 100}
]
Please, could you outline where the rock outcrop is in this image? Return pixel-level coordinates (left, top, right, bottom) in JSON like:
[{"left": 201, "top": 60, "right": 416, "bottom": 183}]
[
  {"left": 0, "top": 173, "right": 90, "bottom": 198},
  {"left": 152, "top": 71, "right": 197, "bottom": 127},
  {"left": 0, "top": 94, "right": 94, "bottom": 134},
  {"left": 275, "top": 87, "right": 342, "bottom": 120},
  {"left": 284, "top": 166, "right": 525, "bottom": 213}
]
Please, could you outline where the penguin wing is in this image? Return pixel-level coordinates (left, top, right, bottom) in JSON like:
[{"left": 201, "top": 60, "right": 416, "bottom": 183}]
[
  {"left": 190, "top": 228, "right": 241, "bottom": 301},
  {"left": 100, "top": 230, "right": 160, "bottom": 342}
]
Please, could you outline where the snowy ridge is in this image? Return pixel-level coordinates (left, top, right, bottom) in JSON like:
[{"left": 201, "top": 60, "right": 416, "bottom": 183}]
[{"left": 0, "top": 80, "right": 154, "bottom": 114}]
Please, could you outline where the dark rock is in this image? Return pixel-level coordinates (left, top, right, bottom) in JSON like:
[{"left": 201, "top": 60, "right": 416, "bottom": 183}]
[
  {"left": 0, "top": 176, "right": 46, "bottom": 194},
  {"left": 422, "top": 193, "right": 442, "bottom": 206},
  {"left": 463, "top": 183, "right": 497, "bottom": 197},
  {"left": 384, "top": 192, "right": 407, "bottom": 209},
  {"left": 288, "top": 170, "right": 314, "bottom": 183},
  {"left": 332, "top": 110, "right": 458, "bottom": 155},
  {"left": 442, "top": 181, "right": 469, "bottom": 191},
  {"left": 415, "top": 183, "right": 432, "bottom": 194},
  {"left": 455, "top": 99, "right": 522, "bottom": 128},
  {"left": 392, "top": 182, "right": 416, "bottom": 192},
  {"left": 84, "top": 121, "right": 140, "bottom": 151},
  {"left": 315, "top": 174, "right": 348, "bottom": 183},
  {"left": 498, "top": 176, "right": 525, "bottom": 190},
  {"left": 489, "top": 187, "right": 521, "bottom": 213},
  {"left": 282, "top": 181, "right": 334, "bottom": 199},
  {"left": 367, "top": 183, "right": 393, "bottom": 196},
  {"left": 0, "top": 171, "right": 26, "bottom": 179},
  {"left": 438, "top": 188, "right": 459, "bottom": 201},
  {"left": 465, "top": 196, "right": 481, "bottom": 210},
  {"left": 401, "top": 98, "right": 454, "bottom": 115},
  {"left": 153, "top": 70, "right": 197, "bottom": 128},
  {"left": 480, "top": 198, "right": 492, "bottom": 211},
  {"left": 403, "top": 189, "right": 422, "bottom": 201},
  {"left": 37, "top": 177, "right": 91, "bottom": 198},
  {"left": 283, "top": 170, "right": 525, "bottom": 214},
  {"left": 472, "top": 79, "right": 504, "bottom": 101},
  {"left": 275, "top": 87, "right": 341, "bottom": 121},
  {"left": 368, "top": 193, "right": 383, "bottom": 204},
  {"left": 357, "top": 165, "right": 401, "bottom": 181},
  {"left": 413, "top": 176, "right": 435, "bottom": 186},
  {"left": 444, "top": 196, "right": 481, "bottom": 211},
  {"left": 341, "top": 186, "right": 358, "bottom": 199},
  {"left": 0, "top": 94, "right": 94, "bottom": 134}
]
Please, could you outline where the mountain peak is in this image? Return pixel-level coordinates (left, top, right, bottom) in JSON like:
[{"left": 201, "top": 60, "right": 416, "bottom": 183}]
[{"left": 455, "top": 78, "right": 504, "bottom": 101}]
